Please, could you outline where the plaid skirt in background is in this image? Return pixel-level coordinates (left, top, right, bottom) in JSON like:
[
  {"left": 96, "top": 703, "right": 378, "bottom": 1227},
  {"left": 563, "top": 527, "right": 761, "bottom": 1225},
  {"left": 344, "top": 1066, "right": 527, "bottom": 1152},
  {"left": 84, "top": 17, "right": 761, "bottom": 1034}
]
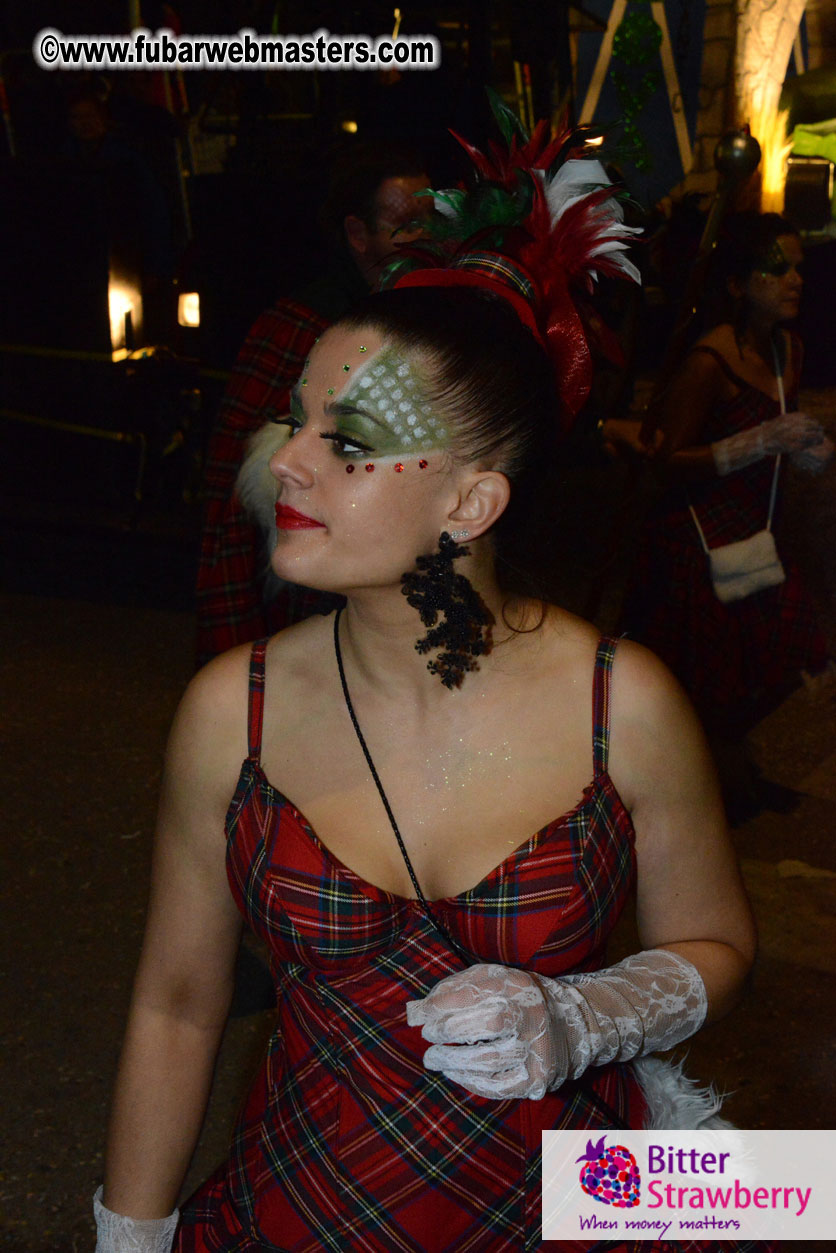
[
  {"left": 621, "top": 338, "right": 829, "bottom": 738},
  {"left": 621, "top": 498, "right": 827, "bottom": 739}
]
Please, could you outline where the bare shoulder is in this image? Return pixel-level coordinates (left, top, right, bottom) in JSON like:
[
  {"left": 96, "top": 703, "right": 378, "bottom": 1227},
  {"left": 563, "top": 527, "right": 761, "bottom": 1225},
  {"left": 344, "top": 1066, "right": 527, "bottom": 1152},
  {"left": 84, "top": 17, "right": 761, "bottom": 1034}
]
[
  {"left": 698, "top": 325, "right": 732, "bottom": 352},
  {"left": 534, "top": 602, "right": 600, "bottom": 650},
  {"left": 261, "top": 610, "right": 339, "bottom": 711},
  {"left": 609, "top": 635, "right": 686, "bottom": 712},
  {"left": 264, "top": 610, "right": 336, "bottom": 674},
  {"left": 605, "top": 641, "right": 756, "bottom": 965},
  {"left": 514, "top": 604, "right": 601, "bottom": 681},
  {"left": 605, "top": 639, "right": 714, "bottom": 812},
  {"left": 608, "top": 637, "right": 702, "bottom": 742},
  {"left": 699, "top": 323, "right": 749, "bottom": 361},
  {"left": 165, "top": 643, "right": 253, "bottom": 798},
  {"left": 677, "top": 335, "right": 729, "bottom": 387}
]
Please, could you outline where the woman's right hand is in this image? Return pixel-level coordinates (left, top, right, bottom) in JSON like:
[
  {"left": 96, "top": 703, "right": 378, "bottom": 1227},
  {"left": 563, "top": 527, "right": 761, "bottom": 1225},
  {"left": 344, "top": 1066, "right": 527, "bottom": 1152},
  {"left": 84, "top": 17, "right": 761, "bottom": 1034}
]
[
  {"left": 93, "top": 1187, "right": 178, "bottom": 1253},
  {"left": 759, "top": 411, "right": 825, "bottom": 455},
  {"left": 790, "top": 435, "right": 834, "bottom": 474},
  {"left": 712, "top": 411, "right": 825, "bottom": 475}
]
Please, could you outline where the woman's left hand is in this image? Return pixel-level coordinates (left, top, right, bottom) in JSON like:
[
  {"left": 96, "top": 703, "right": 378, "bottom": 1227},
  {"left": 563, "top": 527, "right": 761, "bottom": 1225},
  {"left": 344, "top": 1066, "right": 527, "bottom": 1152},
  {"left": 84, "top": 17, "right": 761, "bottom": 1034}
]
[
  {"left": 406, "top": 964, "right": 558, "bottom": 1099},
  {"left": 600, "top": 417, "right": 661, "bottom": 458},
  {"left": 406, "top": 949, "right": 709, "bottom": 1101}
]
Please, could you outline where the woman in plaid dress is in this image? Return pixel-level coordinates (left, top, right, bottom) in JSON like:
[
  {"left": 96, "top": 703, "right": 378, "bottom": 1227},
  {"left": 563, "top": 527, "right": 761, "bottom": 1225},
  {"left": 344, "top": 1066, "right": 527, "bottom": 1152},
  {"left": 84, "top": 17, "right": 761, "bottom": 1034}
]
[
  {"left": 95, "top": 123, "right": 763, "bottom": 1250},
  {"left": 94, "top": 286, "right": 760, "bottom": 1253},
  {"left": 621, "top": 214, "right": 832, "bottom": 803}
]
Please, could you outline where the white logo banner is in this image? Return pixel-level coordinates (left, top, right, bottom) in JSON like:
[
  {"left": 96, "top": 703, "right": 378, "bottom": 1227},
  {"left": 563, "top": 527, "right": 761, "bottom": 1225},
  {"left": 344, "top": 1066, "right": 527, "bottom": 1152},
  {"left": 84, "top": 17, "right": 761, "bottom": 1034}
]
[{"left": 542, "top": 1129, "right": 835, "bottom": 1241}]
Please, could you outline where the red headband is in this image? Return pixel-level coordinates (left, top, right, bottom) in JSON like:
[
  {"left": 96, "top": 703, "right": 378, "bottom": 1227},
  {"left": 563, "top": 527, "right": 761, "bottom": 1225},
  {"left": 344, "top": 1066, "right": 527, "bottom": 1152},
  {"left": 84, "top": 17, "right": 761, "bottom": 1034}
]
[{"left": 394, "top": 265, "right": 544, "bottom": 346}]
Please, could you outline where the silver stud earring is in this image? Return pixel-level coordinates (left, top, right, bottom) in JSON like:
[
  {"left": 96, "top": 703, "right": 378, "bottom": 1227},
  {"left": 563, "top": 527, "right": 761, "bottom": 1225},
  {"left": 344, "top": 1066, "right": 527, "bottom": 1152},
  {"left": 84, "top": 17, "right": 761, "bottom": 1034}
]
[{"left": 448, "top": 530, "right": 470, "bottom": 540}]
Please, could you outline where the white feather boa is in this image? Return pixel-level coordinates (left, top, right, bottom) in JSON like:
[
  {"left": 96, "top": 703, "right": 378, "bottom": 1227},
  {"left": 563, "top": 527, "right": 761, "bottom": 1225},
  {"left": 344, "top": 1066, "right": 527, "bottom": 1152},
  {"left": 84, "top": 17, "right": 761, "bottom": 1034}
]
[
  {"left": 634, "top": 1056, "right": 733, "bottom": 1130},
  {"left": 234, "top": 420, "right": 291, "bottom": 599}
]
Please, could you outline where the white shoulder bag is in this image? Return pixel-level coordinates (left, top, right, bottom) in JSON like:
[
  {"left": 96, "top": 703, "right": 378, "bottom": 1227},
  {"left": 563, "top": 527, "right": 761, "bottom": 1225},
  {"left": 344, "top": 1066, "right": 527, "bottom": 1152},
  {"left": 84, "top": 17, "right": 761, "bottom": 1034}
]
[{"left": 689, "top": 351, "right": 787, "bottom": 605}]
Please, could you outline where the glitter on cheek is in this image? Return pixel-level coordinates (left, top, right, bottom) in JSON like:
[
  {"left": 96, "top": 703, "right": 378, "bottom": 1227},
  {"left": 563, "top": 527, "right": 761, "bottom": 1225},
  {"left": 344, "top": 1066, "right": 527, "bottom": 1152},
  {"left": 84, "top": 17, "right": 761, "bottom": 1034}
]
[
  {"left": 365, "top": 463, "right": 375, "bottom": 473},
  {"left": 394, "top": 463, "right": 404, "bottom": 472},
  {"left": 345, "top": 464, "right": 355, "bottom": 474},
  {"left": 419, "top": 459, "right": 428, "bottom": 469}
]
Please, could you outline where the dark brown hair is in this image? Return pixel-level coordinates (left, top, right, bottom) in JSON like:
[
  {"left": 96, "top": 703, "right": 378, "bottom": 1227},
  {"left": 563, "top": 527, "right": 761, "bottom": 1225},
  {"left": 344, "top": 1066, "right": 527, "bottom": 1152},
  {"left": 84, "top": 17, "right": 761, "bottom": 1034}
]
[{"left": 334, "top": 286, "right": 563, "bottom": 600}]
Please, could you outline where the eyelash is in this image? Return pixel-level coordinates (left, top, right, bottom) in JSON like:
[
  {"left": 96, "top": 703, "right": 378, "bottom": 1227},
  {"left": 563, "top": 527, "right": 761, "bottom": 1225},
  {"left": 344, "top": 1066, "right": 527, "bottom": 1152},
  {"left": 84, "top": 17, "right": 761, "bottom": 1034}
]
[
  {"left": 321, "top": 431, "right": 374, "bottom": 458},
  {"left": 272, "top": 413, "right": 373, "bottom": 459}
]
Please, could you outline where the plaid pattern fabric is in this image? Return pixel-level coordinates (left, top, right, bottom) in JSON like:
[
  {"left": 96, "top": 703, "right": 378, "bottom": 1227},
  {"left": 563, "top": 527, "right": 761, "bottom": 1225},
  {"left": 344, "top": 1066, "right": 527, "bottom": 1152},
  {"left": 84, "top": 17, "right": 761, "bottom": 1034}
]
[
  {"left": 175, "top": 636, "right": 764, "bottom": 1253},
  {"left": 621, "top": 337, "right": 827, "bottom": 736},
  {"left": 194, "top": 298, "right": 339, "bottom": 667}
]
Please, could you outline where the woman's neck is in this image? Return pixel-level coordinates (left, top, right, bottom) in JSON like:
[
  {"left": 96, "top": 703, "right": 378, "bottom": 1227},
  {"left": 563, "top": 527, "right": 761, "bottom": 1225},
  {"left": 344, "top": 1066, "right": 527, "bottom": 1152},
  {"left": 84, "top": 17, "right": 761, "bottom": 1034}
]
[
  {"left": 738, "top": 316, "right": 781, "bottom": 367},
  {"left": 335, "top": 546, "right": 518, "bottom": 704}
]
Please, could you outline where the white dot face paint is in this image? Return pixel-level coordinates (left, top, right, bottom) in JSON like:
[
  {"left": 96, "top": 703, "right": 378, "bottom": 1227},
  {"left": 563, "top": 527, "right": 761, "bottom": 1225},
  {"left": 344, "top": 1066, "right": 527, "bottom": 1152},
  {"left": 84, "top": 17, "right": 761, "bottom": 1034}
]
[{"left": 332, "top": 346, "right": 449, "bottom": 458}]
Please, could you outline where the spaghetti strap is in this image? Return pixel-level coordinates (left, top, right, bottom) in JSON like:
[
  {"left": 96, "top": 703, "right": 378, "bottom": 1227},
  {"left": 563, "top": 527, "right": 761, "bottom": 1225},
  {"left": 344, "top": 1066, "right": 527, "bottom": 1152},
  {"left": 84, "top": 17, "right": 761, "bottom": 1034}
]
[
  {"left": 247, "top": 640, "right": 268, "bottom": 762},
  {"left": 689, "top": 344, "right": 750, "bottom": 391},
  {"left": 692, "top": 340, "right": 798, "bottom": 403},
  {"left": 592, "top": 637, "right": 617, "bottom": 776}
]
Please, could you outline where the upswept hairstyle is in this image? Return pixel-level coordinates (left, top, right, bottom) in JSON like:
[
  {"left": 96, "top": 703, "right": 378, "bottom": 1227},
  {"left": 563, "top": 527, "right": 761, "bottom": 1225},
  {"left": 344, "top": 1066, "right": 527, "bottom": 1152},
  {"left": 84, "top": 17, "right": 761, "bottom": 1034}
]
[{"left": 334, "top": 286, "right": 563, "bottom": 599}]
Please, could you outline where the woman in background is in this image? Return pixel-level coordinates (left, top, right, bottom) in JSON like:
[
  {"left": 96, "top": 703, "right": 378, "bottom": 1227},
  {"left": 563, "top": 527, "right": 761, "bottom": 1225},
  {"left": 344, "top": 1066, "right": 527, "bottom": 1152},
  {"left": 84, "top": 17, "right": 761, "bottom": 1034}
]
[{"left": 621, "top": 212, "right": 833, "bottom": 815}]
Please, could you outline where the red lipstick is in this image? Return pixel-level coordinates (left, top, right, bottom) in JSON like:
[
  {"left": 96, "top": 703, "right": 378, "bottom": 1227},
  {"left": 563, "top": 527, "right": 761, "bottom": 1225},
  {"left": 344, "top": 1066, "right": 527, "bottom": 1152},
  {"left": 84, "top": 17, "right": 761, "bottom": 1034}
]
[{"left": 275, "top": 504, "right": 325, "bottom": 530}]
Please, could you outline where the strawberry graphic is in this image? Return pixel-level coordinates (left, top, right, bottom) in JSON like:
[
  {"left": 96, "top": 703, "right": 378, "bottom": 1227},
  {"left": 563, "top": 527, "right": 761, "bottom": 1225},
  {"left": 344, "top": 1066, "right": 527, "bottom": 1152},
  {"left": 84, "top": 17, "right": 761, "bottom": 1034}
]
[{"left": 576, "top": 1136, "right": 641, "bottom": 1208}]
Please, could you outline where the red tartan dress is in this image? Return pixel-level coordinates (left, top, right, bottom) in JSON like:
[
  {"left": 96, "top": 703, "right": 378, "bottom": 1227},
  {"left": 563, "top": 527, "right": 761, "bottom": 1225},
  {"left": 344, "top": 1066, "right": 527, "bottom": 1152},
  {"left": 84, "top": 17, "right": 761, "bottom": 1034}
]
[
  {"left": 174, "top": 636, "right": 757, "bottom": 1253},
  {"left": 621, "top": 338, "right": 827, "bottom": 737}
]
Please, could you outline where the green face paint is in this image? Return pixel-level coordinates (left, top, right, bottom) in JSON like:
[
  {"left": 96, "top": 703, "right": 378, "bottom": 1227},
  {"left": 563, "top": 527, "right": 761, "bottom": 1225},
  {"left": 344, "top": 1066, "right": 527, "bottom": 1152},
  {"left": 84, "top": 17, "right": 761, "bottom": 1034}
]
[
  {"left": 331, "top": 347, "right": 449, "bottom": 458},
  {"left": 757, "top": 238, "right": 795, "bottom": 278}
]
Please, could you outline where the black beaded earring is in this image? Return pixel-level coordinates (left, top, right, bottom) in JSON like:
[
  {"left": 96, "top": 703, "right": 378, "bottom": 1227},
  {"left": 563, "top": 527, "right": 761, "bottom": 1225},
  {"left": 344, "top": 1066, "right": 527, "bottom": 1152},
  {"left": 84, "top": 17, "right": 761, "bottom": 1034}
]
[{"left": 400, "top": 532, "right": 494, "bottom": 689}]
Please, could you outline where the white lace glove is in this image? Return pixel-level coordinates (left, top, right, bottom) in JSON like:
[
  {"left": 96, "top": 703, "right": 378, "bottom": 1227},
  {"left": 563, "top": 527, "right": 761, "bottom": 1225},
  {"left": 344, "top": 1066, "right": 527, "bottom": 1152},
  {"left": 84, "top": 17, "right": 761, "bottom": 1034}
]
[
  {"left": 711, "top": 412, "right": 824, "bottom": 475},
  {"left": 94, "top": 1186, "right": 179, "bottom": 1253},
  {"left": 790, "top": 435, "right": 834, "bottom": 474},
  {"left": 405, "top": 950, "right": 707, "bottom": 1101}
]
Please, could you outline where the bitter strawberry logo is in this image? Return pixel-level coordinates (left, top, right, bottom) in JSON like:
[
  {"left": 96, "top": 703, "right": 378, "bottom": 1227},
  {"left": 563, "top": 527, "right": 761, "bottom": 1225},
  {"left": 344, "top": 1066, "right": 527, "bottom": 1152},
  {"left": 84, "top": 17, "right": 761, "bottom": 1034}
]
[{"left": 576, "top": 1136, "right": 641, "bottom": 1208}]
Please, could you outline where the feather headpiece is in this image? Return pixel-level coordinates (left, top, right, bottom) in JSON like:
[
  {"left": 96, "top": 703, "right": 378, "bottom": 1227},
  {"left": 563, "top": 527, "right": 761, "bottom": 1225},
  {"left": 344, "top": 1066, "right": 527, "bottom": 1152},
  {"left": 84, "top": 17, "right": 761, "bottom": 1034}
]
[{"left": 386, "top": 91, "right": 641, "bottom": 426}]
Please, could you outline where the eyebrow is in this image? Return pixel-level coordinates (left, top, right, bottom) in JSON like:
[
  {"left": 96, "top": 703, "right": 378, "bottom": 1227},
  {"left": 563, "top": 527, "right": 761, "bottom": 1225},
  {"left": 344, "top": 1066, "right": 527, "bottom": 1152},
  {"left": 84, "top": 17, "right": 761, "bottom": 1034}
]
[{"left": 290, "top": 384, "right": 394, "bottom": 434}]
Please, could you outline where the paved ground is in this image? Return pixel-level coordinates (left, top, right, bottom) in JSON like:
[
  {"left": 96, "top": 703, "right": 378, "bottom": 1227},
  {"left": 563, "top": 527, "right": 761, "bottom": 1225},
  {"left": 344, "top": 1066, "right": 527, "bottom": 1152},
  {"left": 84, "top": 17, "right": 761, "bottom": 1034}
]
[{"left": 1, "top": 387, "right": 834, "bottom": 1252}]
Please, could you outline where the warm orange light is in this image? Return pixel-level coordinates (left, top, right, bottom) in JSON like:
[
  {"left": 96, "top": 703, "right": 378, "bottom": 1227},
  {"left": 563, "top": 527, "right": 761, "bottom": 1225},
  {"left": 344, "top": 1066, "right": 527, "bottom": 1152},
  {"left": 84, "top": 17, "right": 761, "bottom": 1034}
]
[
  {"left": 178, "top": 291, "right": 201, "bottom": 328},
  {"left": 745, "top": 98, "right": 792, "bottom": 213},
  {"left": 341, "top": 120, "right": 359, "bottom": 134},
  {"left": 108, "top": 281, "right": 140, "bottom": 353}
]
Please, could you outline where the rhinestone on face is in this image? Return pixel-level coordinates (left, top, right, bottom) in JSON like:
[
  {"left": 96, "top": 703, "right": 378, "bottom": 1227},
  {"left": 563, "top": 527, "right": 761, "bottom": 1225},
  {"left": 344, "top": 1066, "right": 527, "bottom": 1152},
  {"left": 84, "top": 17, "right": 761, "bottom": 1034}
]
[
  {"left": 358, "top": 345, "right": 367, "bottom": 353},
  {"left": 342, "top": 364, "right": 350, "bottom": 372},
  {"left": 345, "top": 464, "right": 355, "bottom": 474},
  {"left": 419, "top": 459, "right": 428, "bottom": 469},
  {"left": 327, "top": 388, "right": 334, "bottom": 395},
  {"left": 301, "top": 379, "right": 307, "bottom": 386},
  {"left": 365, "top": 463, "right": 375, "bottom": 473},
  {"left": 394, "top": 462, "right": 404, "bottom": 472}
]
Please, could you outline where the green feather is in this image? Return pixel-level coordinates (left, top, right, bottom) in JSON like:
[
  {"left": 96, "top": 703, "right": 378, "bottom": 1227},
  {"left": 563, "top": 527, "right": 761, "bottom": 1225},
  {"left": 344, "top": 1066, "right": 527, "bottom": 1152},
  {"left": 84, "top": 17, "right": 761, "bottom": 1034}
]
[{"left": 487, "top": 86, "right": 529, "bottom": 146}]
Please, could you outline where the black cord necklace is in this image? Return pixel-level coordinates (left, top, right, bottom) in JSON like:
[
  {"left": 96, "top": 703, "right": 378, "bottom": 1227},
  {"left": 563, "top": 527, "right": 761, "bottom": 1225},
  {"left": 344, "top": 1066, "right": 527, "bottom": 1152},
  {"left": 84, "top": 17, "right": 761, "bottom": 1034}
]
[
  {"left": 333, "top": 609, "right": 628, "bottom": 1130},
  {"left": 333, "top": 608, "right": 473, "bottom": 966}
]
